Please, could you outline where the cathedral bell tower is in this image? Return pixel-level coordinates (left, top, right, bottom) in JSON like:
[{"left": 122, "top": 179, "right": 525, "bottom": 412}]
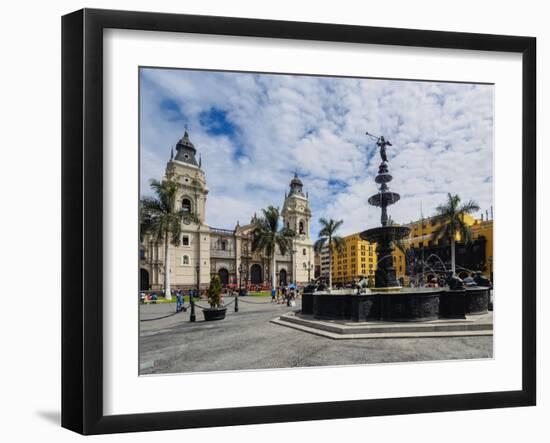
[
  {"left": 282, "top": 173, "right": 314, "bottom": 284},
  {"left": 166, "top": 130, "right": 208, "bottom": 224},
  {"left": 164, "top": 129, "right": 211, "bottom": 288}
]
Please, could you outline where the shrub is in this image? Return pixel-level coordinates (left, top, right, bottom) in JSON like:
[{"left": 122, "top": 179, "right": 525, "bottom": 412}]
[{"left": 207, "top": 275, "right": 223, "bottom": 309}]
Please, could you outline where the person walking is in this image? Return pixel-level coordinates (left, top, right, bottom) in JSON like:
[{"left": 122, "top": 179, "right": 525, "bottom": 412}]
[
  {"left": 176, "top": 289, "right": 183, "bottom": 312},
  {"left": 271, "top": 286, "right": 276, "bottom": 302}
]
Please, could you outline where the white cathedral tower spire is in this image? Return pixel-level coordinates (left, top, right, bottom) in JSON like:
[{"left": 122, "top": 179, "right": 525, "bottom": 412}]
[{"left": 282, "top": 172, "right": 314, "bottom": 283}]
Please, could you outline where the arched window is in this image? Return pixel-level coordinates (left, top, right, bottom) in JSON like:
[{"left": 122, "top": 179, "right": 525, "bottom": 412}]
[
  {"left": 302, "top": 248, "right": 306, "bottom": 255},
  {"left": 299, "top": 221, "right": 305, "bottom": 234},
  {"left": 182, "top": 198, "right": 192, "bottom": 214},
  {"left": 220, "top": 240, "right": 227, "bottom": 251},
  {"left": 182, "top": 255, "right": 190, "bottom": 265},
  {"left": 303, "top": 262, "right": 307, "bottom": 269}
]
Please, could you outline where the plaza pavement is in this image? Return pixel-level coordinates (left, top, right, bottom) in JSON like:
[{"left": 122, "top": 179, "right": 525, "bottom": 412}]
[{"left": 139, "top": 296, "right": 493, "bottom": 375}]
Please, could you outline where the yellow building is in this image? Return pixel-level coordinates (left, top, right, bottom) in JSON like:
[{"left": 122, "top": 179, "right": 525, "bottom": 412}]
[
  {"left": 404, "top": 213, "right": 493, "bottom": 279},
  {"left": 330, "top": 233, "right": 406, "bottom": 286},
  {"left": 471, "top": 218, "right": 494, "bottom": 280},
  {"left": 405, "top": 213, "right": 476, "bottom": 248}
]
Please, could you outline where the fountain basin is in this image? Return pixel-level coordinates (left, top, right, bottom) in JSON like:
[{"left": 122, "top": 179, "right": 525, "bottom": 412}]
[
  {"left": 360, "top": 225, "right": 411, "bottom": 242},
  {"left": 367, "top": 192, "right": 401, "bottom": 207},
  {"left": 465, "top": 287, "right": 490, "bottom": 315},
  {"left": 372, "top": 286, "right": 403, "bottom": 293},
  {"left": 379, "top": 290, "right": 440, "bottom": 322},
  {"left": 312, "top": 293, "right": 379, "bottom": 322},
  {"left": 302, "top": 287, "right": 489, "bottom": 322},
  {"left": 439, "top": 289, "right": 467, "bottom": 319},
  {"left": 301, "top": 291, "right": 314, "bottom": 315}
]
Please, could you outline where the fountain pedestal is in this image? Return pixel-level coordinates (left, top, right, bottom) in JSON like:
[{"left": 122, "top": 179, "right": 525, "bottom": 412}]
[
  {"left": 358, "top": 157, "right": 411, "bottom": 291},
  {"left": 361, "top": 225, "right": 411, "bottom": 289}
]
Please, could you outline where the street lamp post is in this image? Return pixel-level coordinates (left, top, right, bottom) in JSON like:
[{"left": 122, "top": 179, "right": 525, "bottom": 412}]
[
  {"left": 190, "top": 262, "right": 199, "bottom": 322},
  {"left": 236, "top": 264, "right": 242, "bottom": 312},
  {"left": 292, "top": 242, "right": 297, "bottom": 286}
]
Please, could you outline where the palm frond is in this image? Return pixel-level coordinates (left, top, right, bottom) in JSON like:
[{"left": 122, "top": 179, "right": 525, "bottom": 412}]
[
  {"left": 282, "top": 227, "right": 296, "bottom": 238},
  {"left": 251, "top": 206, "right": 291, "bottom": 261},
  {"left": 433, "top": 222, "right": 451, "bottom": 240},
  {"left": 262, "top": 206, "right": 280, "bottom": 232},
  {"left": 459, "top": 200, "right": 480, "bottom": 214},
  {"left": 140, "top": 197, "right": 164, "bottom": 214},
  {"left": 317, "top": 217, "right": 344, "bottom": 240},
  {"left": 318, "top": 217, "right": 330, "bottom": 229},
  {"left": 458, "top": 220, "right": 474, "bottom": 244},
  {"left": 314, "top": 238, "right": 327, "bottom": 253},
  {"left": 331, "top": 236, "right": 345, "bottom": 254},
  {"left": 275, "top": 235, "right": 292, "bottom": 256},
  {"left": 332, "top": 219, "right": 344, "bottom": 231},
  {"left": 140, "top": 178, "right": 186, "bottom": 246}
]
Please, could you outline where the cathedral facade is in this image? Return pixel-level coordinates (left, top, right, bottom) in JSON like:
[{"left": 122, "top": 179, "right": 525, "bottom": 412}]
[{"left": 139, "top": 131, "right": 314, "bottom": 291}]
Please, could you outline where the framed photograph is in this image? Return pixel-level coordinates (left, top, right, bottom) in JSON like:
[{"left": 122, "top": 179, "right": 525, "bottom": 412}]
[{"left": 62, "top": 8, "right": 536, "bottom": 435}]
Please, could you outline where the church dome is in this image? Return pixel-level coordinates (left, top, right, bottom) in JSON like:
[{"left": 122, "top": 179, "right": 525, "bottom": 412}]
[
  {"left": 177, "top": 130, "right": 196, "bottom": 151},
  {"left": 174, "top": 130, "right": 199, "bottom": 166},
  {"left": 290, "top": 173, "right": 303, "bottom": 187},
  {"left": 289, "top": 172, "right": 305, "bottom": 196}
]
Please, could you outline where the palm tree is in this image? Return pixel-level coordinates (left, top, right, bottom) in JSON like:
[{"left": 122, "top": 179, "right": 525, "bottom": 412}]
[
  {"left": 433, "top": 193, "right": 480, "bottom": 275},
  {"left": 140, "top": 179, "right": 194, "bottom": 300},
  {"left": 314, "top": 218, "right": 345, "bottom": 290},
  {"left": 251, "top": 206, "right": 295, "bottom": 292}
]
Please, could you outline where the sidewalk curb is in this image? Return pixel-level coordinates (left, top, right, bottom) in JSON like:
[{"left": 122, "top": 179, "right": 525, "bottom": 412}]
[{"left": 271, "top": 312, "right": 493, "bottom": 340}]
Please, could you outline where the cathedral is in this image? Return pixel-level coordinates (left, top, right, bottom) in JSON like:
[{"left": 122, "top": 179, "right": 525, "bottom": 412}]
[{"left": 139, "top": 130, "right": 314, "bottom": 291}]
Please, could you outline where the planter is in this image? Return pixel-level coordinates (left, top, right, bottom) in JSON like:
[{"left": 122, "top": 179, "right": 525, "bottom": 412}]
[{"left": 203, "top": 307, "right": 227, "bottom": 321}]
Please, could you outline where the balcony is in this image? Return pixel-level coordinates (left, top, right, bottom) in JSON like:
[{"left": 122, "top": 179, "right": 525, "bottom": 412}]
[{"left": 210, "top": 248, "right": 235, "bottom": 259}]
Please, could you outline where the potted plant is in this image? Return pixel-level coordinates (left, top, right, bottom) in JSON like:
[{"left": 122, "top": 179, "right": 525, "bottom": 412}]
[{"left": 203, "top": 275, "right": 227, "bottom": 321}]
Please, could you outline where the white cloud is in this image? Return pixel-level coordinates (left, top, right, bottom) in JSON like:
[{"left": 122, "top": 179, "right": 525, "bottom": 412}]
[{"left": 140, "top": 68, "right": 493, "bottom": 238}]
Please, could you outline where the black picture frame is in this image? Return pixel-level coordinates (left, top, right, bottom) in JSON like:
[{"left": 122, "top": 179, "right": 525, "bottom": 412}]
[{"left": 61, "top": 8, "right": 536, "bottom": 435}]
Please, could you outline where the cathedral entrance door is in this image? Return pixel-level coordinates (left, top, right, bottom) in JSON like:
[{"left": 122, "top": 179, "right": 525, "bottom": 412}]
[
  {"left": 218, "top": 268, "right": 229, "bottom": 286},
  {"left": 250, "top": 264, "right": 262, "bottom": 285},
  {"left": 279, "top": 269, "right": 287, "bottom": 286},
  {"left": 140, "top": 268, "right": 150, "bottom": 291}
]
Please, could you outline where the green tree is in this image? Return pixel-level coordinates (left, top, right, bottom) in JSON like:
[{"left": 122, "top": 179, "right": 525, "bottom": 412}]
[
  {"left": 140, "top": 179, "right": 196, "bottom": 300},
  {"left": 251, "top": 206, "right": 295, "bottom": 291},
  {"left": 207, "top": 275, "right": 223, "bottom": 309},
  {"left": 433, "top": 193, "right": 480, "bottom": 275},
  {"left": 314, "top": 218, "right": 345, "bottom": 290}
]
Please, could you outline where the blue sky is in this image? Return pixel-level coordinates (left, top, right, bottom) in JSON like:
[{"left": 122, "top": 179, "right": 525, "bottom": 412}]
[{"left": 140, "top": 68, "right": 494, "bottom": 239}]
